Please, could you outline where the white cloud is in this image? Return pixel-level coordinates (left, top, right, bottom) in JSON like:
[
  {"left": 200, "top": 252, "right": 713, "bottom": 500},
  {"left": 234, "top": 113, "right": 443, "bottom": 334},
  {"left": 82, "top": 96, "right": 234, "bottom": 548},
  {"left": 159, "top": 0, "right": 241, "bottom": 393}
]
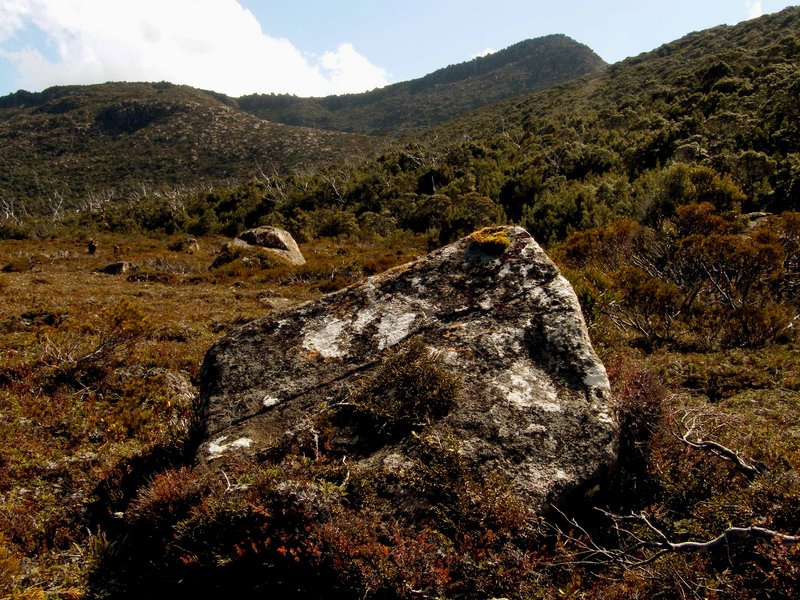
[
  {"left": 746, "top": 0, "right": 763, "bottom": 19},
  {"left": 0, "top": 0, "right": 388, "bottom": 97},
  {"left": 0, "top": 0, "right": 32, "bottom": 40},
  {"left": 473, "top": 48, "right": 496, "bottom": 59},
  {"left": 321, "top": 43, "right": 387, "bottom": 95}
]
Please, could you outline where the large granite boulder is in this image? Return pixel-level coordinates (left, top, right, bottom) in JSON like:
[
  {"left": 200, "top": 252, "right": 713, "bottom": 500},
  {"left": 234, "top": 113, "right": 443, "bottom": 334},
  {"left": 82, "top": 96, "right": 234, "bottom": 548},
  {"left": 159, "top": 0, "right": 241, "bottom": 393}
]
[{"left": 196, "top": 226, "right": 617, "bottom": 513}]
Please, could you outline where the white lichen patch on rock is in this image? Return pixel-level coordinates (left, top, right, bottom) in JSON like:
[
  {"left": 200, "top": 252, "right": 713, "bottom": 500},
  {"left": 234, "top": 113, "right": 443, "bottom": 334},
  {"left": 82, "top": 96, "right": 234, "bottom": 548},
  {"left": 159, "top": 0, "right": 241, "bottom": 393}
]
[
  {"left": 583, "top": 363, "right": 610, "bottom": 390},
  {"left": 493, "top": 361, "right": 561, "bottom": 412},
  {"left": 376, "top": 311, "right": 418, "bottom": 350},
  {"left": 485, "top": 328, "right": 524, "bottom": 359},
  {"left": 263, "top": 395, "right": 280, "bottom": 408},
  {"left": 524, "top": 423, "right": 548, "bottom": 434},
  {"left": 353, "top": 306, "right": 378, "bottom": 332},
  {"left": 302, "top": 319, "right": 346, "bottom": 358},
  {"left": 517, "top": 463, "right": 574, "bottom": 496},
  {"left": 478, "top": 295, "right": 494, "bottom": 310},
  {"left": 436, "top": 244, "right": 460, "bottom": 261},
  {"left": 436, "top": 347, "right": 462, "bottom": 366},
  {"left": 208, "top": 436, "right": 254, "bottom": 458}
]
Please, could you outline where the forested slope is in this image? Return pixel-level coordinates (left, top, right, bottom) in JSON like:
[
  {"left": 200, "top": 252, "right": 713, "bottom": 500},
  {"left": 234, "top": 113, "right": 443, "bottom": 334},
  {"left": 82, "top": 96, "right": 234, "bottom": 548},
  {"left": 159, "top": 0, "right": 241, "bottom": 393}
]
[{"left": 0, "top": 82, "right": 381, "bottom": 212}]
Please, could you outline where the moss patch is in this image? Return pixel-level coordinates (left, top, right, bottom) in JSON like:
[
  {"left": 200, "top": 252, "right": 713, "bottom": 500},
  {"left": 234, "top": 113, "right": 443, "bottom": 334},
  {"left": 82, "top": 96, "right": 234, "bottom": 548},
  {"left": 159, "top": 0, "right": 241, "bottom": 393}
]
[{"left": 468, "top": 227, "right": 511, "bottom": 255}]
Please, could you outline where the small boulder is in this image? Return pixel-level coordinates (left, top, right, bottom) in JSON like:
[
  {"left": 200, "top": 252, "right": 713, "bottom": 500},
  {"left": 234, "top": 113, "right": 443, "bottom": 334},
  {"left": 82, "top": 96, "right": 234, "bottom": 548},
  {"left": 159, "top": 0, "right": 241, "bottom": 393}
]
[
  {"left": 197, "top": 226, "right": 617, "bottom": 514},
  {"left": 236, "top": 226, "right": 305, "bottom": 265},
  {"left": 185, "top": 237, "right": 200, "bottom": 253},
  {"left": 169, "top": 237, "right": 201, "bottom": 253},
  {"left": 210, "top": 227, "right": 305, "bottom": 269},
  {"left": 97, "top": 261, "right": 133, "bottom": 275}
]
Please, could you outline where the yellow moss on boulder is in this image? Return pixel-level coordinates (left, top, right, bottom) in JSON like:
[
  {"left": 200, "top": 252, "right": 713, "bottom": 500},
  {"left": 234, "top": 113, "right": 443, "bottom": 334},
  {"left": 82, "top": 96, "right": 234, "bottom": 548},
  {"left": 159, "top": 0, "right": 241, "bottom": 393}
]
[{"left": 468, "top": 227, "right": 512, "bottom": 254}]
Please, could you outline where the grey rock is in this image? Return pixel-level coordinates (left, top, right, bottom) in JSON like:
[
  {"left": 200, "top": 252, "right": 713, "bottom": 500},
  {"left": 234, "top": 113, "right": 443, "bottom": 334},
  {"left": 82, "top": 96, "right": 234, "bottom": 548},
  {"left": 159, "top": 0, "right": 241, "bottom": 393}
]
[
  {"left": 236, "top": 226, "right": 305, "bottom": 265},
  {"left": 210, "top": 226, "right": 305, "bottom": 269},
  {"left": 258, "top": 296, "right": 295, "bottom": 310},
  {"left": 196, "top": 226, "right": 617, "bottom": 513},
  {"left": 170, "top": 237, "right": 200, "bottom": 253},
  {"left": 185, "top": 237, "right": 200, "bottom": 252}
]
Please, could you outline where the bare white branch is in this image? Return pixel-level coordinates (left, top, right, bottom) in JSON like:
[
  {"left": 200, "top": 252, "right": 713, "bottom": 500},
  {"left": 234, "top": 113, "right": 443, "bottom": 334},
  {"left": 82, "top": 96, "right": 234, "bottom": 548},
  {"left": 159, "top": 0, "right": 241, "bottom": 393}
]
[{"left": 676, "top": 411, "right": 765, "bottom": 475}]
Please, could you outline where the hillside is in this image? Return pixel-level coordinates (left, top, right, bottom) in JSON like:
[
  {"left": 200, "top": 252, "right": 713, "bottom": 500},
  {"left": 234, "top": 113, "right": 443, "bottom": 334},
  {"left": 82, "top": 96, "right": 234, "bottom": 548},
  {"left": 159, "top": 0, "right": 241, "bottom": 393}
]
[
  {"left": 254, "top": 5, "right": 798, "bottom": 244},
  {"left": 4, "top": 8, "right": 797, "bottom": 239},
  {"left": 446, "top": 10, "right": 800, "bottom": 139},
  {"left": 0, "top": 82, "right": 380, "bottom": 211},
  {"left": 143, "top": 7, "right": 800, "bottom": 248},
  {"left": 429, "top": 6, "right": 800, "bottom": 223},
  {"left": 237, "top": 34, "right": 605, "bottom": 136},
  {"left": 0, "top": 34, "right": 604, "bottom": 211}
]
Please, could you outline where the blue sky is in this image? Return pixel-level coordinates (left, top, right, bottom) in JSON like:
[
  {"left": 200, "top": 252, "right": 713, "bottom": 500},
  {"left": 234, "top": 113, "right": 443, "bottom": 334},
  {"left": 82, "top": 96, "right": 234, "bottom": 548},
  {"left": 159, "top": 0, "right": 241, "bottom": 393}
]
[{"left": 0, "top": 0, "right": 796, "bottom": 98}]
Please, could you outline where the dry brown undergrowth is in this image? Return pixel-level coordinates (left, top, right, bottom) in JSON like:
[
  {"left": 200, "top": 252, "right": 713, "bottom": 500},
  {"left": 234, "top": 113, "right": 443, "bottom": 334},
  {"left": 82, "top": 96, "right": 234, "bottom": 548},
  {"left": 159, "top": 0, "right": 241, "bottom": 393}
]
[
  {"left": 1, "top": 229, "right": 798, "bottom": 598},
  {"left": 0, "top": 231, "right": 426, "bottom": 597}
]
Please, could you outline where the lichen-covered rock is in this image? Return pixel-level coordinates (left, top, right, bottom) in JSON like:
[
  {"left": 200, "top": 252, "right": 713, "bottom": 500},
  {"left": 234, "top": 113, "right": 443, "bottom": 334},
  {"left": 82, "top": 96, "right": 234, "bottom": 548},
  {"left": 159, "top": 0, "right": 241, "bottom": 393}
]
[
  {"left": 210, "top": 226, "right": 305, "bottom": 269},
  {"left": 196, "top": 226, "right": 616, "bottom": 513}
]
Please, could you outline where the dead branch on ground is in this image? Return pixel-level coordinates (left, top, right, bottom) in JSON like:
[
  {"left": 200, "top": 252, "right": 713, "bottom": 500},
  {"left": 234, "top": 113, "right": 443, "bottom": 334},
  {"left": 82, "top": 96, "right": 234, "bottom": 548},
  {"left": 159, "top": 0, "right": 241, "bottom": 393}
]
[
  {"left": 551, "top": 506, "right": 799, "bottom": 571},
  {"left": 675, "top": 410, "right": 765, "bottom": 475}
]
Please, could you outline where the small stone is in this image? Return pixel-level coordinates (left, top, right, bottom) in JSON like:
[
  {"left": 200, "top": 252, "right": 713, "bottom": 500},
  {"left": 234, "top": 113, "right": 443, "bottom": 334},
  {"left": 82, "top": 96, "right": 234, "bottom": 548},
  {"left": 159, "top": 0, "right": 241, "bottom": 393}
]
[
  {"left": 97, "top": 261, "right": 133, "bottom": 275},
  {"left": 185, "top": 237, "right": 200, "bottom": 252}
]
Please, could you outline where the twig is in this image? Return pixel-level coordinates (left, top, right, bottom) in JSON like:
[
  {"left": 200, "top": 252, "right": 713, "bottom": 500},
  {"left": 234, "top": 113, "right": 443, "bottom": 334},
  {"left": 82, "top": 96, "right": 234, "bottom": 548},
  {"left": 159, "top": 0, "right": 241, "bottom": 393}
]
[
  {"left": 676, "top": 412, "right": 765, "bottom": 475},
  {"left": 552, "top": 507, "right": 799, "bottom": 571},
  {"left": 633, "top": 511, "right": 800, "bottom": 552}
]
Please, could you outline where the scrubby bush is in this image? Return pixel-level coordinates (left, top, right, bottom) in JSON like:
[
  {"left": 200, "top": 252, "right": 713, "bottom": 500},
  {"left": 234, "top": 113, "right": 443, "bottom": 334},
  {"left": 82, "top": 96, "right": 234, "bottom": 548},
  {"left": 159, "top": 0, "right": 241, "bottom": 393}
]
[
  {"left": 345, "top": 337, "right": 461, "bottom": 441},
  {"left": 605, "top": 356, "right": 670, "bottom": 504},
  {"left": 559, "top": 209, "right": 798, "bottom": 350}
]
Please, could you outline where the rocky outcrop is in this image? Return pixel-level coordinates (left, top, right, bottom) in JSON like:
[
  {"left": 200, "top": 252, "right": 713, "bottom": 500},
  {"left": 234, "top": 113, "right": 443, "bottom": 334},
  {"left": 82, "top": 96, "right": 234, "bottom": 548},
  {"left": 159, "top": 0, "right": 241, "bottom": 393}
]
[
  {"left": 210, "top": 226, "right": 305, "bottom": 269},
  {"left": 196, "top": 226, "right": 616, "bottom": 513}
]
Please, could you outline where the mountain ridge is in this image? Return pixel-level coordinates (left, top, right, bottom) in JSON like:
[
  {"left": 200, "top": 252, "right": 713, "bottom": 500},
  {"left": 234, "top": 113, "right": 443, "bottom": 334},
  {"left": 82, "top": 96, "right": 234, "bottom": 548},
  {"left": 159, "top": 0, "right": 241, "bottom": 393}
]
[
  {"left": 237, "top": 34, "right": 605, "bottom": 136},
  {"left": 436, "top": 6, "right": 800, "bottom": 143}
]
